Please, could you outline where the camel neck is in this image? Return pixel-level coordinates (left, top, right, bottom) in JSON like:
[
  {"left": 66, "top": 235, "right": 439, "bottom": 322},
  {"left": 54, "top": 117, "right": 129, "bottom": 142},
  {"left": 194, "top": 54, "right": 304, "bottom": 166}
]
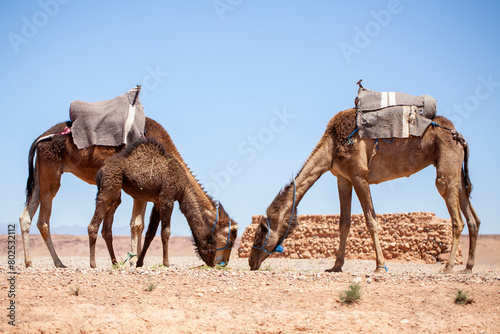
[
  {"left": 268, "top": 135, "right": 334, "bottom": 224},
  {"left": 178, "top": 186, "right": 211, "bottom": 242}
]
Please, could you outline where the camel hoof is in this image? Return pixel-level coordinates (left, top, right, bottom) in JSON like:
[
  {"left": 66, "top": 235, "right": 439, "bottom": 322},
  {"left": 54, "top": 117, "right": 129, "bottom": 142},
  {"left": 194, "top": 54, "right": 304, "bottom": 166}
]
[
  {"left": 25, "top": 261, "right": 32, "bottom": 268},
  {"left": 325, "top": 267, "right": 342, "bottom": 273},
  {"left": 56, "top": 263, "right": 67, "bottom": 268},
  {"left": 440, "top": 268, "right": 454, "bottom": 274},
  {"left": 374, "top": 265, "right": 388, "bottom": 273},
  {"left": 459, "top": 268, "right": 473, "bottom": 275}
]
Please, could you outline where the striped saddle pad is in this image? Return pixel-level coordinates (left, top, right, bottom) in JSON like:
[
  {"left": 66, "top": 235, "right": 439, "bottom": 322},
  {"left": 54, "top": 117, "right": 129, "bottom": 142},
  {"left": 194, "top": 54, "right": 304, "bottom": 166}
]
[{"left": 355, "top": 87, "right": 437, "bottom": 139}]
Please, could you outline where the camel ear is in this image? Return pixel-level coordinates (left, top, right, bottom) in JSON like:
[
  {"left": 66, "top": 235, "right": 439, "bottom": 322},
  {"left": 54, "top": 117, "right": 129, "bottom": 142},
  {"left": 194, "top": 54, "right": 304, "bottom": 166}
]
[
  {"left": 230, "top": 224, "right": 238, "bottom": 239},
  {"left": 260, "top": 221, "right": 269, "bottom": 233}
]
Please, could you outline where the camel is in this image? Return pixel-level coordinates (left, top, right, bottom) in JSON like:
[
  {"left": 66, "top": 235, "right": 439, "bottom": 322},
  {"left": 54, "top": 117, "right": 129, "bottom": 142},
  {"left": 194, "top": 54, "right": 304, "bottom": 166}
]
[
  {"left": 88, "top": 139, "right": 237, "bottom": 268},
  {"left": 20, "top": 117, "right": 236, "bottom": 268},
  {"left": 249, "top": 108, "right": 480, "bottom": 273}
]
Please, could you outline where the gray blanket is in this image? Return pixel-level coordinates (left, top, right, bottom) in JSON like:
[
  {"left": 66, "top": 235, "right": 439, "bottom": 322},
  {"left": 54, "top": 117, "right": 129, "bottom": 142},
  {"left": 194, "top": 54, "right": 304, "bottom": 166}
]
[
  {"left": 356, "top": 87, "right": 437, "bottom": 139},
  {"left": 69, "top": 86, "right": 145, "bottom": 149}
]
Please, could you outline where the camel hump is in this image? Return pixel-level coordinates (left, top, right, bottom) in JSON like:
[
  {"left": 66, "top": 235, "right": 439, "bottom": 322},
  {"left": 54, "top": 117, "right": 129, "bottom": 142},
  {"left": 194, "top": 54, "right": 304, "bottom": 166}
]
[
  {"left": 69, "top": 86, "right": 145, "bottom": 149},
  {"left": 355, "top": 85, "right": 437, "bottom": 139},
  {"left": 121, "top": 138, "right": 173, "bottom": 160}
]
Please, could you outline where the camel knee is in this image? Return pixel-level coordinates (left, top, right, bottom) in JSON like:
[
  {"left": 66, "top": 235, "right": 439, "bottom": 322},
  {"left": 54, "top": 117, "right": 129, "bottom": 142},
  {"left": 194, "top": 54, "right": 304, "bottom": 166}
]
[
  {"left": 19, "top": 211, "right": 32, "bottom": 234},
  {"left": 130, "top": 213, "right": 145, "bottom": 235},
  {"left": 130, "top": 222, "right": 144, "bottom": 235},
  {"left": 338, "top": 220, "right": 351, "bottom": 235},
  {"left": 466, "top": 219, "right": 478, "bottom": 237},
  {"left": 161, "top": 226, "right": 171, "bottom": 242},
  {"left": 87, "top": 223, "right": 99, "bottom": 239},
  {"left": 435, "top": 176, "right": 448, "bottom": 197},
  {"left": 20, "top": 220, "right": 31, "bottom": 234},
  {"left": 452, "top": 220, "right": 465, "bottom": 237},
  {"left": 37, "top": 221, "right": 49, "bottom": 236},
  {"left": 365, "top": 219, "right": 379, "bottom": 235}
]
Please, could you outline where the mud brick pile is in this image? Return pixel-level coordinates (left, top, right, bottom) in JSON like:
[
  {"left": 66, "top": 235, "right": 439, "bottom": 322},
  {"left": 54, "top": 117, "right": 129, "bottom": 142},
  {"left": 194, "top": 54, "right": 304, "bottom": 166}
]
[{"left": 238, "top": 212, "right": 463, "bottom": 264}]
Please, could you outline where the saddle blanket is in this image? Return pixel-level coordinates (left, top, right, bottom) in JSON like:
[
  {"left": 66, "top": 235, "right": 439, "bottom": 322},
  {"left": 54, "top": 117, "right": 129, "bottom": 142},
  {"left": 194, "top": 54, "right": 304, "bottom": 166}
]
[
  {"left": 69, "top": 86, "right": 145, "bottom": 149},
  {"left": 356, "top": 87, "right": 437, "bottom": 139}
]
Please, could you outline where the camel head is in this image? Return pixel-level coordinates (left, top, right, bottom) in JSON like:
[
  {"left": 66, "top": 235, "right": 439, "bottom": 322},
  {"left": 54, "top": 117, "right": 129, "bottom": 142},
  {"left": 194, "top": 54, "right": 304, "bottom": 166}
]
[
  {"left": 249, "top": 181, "right": 298, "bottom": 270},
  {"left": 213, "top": 204, "right": 239, "bottom": 266},
  {"left": 249, "top": 216, "right": 281, "bottom": 270},
  {"left": 193, "top": 231, "right": 217, "bottom": 267},
  {"left": 248, "top": 181, "right": 298, "bottom": 270},
  {"left": 248, "top": 213, "right": 298, "bottom": 270}
]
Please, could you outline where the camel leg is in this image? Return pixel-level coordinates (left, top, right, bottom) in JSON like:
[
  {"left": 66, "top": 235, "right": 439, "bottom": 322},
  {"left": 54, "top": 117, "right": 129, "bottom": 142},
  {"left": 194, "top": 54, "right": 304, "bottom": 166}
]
[
  {"left": 435, "top": 172, "right": 464, "bottom": 273},
  {"left": 101, "top": 198, "right": 122, "bottom": 266},
  {"left": 137, "top": 204, "right": 161, "bottom": 267},
  {"left": 159, "top": 201, "right": 174, "bottom": 267},
  {"left": 129, "top": 200, "right": 147, "bottom": 268},
  {"left": 19, "top": 182, "right": 40, "bottom": 268},
  {"left": 459, "top": 184, "right": 481, "bottom": 273},
  {"left": 327, "top": 177, "right": 352, "bottom": 273},
  {"left": 88, "top": 196, "right": 110, "bottom": 268},
  {"left": 36, "top": 167, "right": 66, "bottom": 268},
  {"left": 351, "top": 176, "right": 386, "bottom": 273}
]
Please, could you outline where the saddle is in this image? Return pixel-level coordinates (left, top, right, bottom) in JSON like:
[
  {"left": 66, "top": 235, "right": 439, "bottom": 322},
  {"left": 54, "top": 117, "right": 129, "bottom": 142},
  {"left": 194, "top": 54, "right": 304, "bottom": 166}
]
[
  {"left": 69, "top": 86, "right": 145, "bottom": 149},
  {"left": 355, "top": 81, "right": 437, "bottom": 139}
]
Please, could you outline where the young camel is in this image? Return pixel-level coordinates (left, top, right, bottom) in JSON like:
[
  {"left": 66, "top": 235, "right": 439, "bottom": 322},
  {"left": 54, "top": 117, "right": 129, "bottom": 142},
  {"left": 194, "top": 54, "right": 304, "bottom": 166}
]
[
  {"left": 20, "top": 118, "right": 235, "bottom": 268},
  {"left": 249, "top": 108, "right": 480, "bottom": 273},
  {"left": 88, "top": 139, "right": 237, "bottom": 268}
]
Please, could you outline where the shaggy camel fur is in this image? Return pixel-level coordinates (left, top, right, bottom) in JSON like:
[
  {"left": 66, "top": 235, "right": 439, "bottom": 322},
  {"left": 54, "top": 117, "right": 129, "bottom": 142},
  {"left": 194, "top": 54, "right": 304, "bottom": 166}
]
[
  {"left": 20, "top": 118, "right": 236, "bottom": 267},
  {"left": 249, "top": 108, "right": 480, "bottom": 273},
  {"left": 88, "top": 139, "right": 236, "bottom": 268}
]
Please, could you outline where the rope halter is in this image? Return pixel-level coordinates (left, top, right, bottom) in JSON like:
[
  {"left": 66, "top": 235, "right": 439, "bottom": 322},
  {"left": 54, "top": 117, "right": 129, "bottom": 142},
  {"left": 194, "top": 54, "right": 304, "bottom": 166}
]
[{"left": 252, "top": 180, "right": 296, "bottom": 255}]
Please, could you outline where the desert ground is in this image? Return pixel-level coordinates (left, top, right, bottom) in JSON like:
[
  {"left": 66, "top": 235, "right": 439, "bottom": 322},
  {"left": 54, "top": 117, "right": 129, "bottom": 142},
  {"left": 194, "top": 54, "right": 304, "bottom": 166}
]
[{"left": 1, "top": 234, "right": 499, "bottom": 334}]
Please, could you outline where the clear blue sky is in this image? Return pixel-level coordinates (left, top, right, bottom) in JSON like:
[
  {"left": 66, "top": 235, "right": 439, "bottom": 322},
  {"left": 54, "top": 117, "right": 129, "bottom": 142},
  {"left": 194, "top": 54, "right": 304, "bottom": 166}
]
[{"left": 1, "top": 1, "right": 499, "bottom": 239}]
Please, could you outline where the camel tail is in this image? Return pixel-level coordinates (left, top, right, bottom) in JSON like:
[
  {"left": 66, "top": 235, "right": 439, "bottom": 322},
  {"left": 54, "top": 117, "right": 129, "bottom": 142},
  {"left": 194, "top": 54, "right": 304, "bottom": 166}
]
[
  {"left": 462, "top": 140, "right": 473, "bottom": 197},
  {"left": 25, "top": 138, "right": 40, "bottom": 205},
  {"left": 95, "top": 168, "right": 103, "bottom": 189}
]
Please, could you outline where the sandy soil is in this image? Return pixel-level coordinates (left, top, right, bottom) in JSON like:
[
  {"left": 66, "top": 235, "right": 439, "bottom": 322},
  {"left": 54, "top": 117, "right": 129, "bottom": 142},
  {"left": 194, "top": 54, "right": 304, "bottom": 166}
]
[{"left": 1, "top": 235, "right": 499, "bottom": 334}]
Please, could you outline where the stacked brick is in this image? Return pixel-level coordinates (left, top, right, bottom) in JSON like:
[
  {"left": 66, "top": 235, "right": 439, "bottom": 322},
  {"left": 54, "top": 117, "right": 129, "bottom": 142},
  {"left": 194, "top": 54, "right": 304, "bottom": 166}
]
[{"left": 237, "top": 212, "right": 463, "bottom": 264}]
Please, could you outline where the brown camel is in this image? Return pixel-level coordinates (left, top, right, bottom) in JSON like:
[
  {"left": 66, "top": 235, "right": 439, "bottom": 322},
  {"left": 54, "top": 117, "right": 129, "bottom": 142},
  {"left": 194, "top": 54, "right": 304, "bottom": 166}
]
[
  {"left": 19, "top": 118, "right": 236, "bottom": 268},
  {"left": 249, "top": 108, "right": 480, "bottom": 273},
  {"left": 88, "top": 139, "right": 237, "bottom": 268}
]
